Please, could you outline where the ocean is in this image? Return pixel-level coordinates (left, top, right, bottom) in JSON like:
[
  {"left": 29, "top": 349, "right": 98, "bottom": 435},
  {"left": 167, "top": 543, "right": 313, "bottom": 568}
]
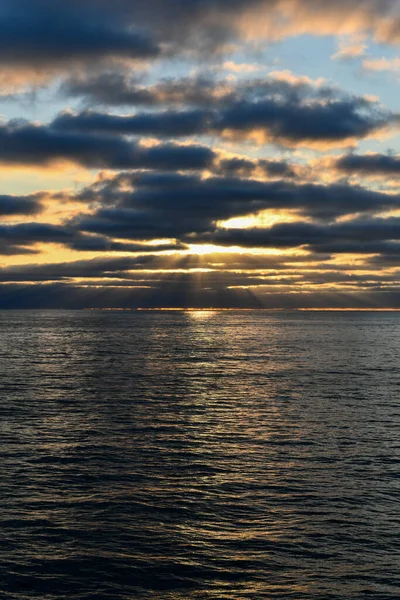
[{"left": 0, "top": 310, "right": 399, "bottom": 599}]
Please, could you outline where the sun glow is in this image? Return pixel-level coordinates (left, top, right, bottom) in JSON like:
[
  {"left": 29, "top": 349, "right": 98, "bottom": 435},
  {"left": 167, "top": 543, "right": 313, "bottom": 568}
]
[
  {"left": 187, "top": 244, "right": 234, "bottom": 255},
  {"left": 219, "top": 209, "right": 300, "bottom": 229}
]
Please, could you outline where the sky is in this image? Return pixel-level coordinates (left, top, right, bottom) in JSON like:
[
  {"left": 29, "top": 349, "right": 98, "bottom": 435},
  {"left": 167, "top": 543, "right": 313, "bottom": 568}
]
[{"left": 2, "top": 0, "right": 400, "bottom": 309}]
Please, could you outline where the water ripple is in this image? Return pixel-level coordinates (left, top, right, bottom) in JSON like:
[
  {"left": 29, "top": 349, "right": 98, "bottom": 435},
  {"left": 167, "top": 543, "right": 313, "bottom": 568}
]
[{"left": 0, "top": 310, "right": 399, "bottom": 599}]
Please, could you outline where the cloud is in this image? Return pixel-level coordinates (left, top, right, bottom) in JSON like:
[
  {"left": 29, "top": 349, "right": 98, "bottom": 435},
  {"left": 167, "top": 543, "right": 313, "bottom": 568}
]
[
  {"left": 4, "top": 1, "right": 400, "bottom": 61},
  {"left": 336, "top": 152, "right": 400, "bottom": 175},
  {"left": 59, "top": 71, "right": 189, "bottom": 107},
  {"left": 67, "top": 238, "right": 185, "bottom": 253},
  {"left": 215, "top": 157, "right": 295, "bottom": 178},
  {"left": 0, "top": 222, "right": 73, "bottom": 255},
  {"left": 222, "top": 61, "right": 264, "bottom": 73},
  {"left": 0, "top": 119, "right": 215, "bottom": 170},
  {"left": 0, "top": 220, "right": 186, "bottom": 255},
  {"left": 20, "top": 2, "right": 400, "bottom": 49},
  {"left": 107, "top": 172, "right": 400, "bottom": 221},
  {"left": 73, "top": 171, "right": 400, "bottom": 245},
  {"left": 0, "top": 244, "right": 39, "bottom": 256},
  {"left": 1, "top": 280, "right": 400, "bottom": 309},
  {"left": 1, "top": 261, "right": 390, "bottom": 297},
  {"left": 0, "top": 193, "right": 43, "bottom": 216},
  {"left": 0, "top": 222, "right": 80, "bottom": 249},
  {"left": 4, "top": 0, "right": 400, "bottom": 310},
  {"left": 53, "top": 109, "right": 212, "bottom": 138},
  {"left": 0, "top": 0, "right": 400, "bottom": 93},
  {"left": 192, "top": 216, "right": 400, "bottom": 254},
  {"left": 2, "top": 157, "right": 400, "bottom": 276},
  {"left": 0, "top": 1, "right": 160, "bottom": 69},
  {"left": 2, "top": 229, "right": 400, "bottom": 307},
  {"left": 53, "top": 93, "right": 392, "bottom": 149},
  {"left": 214, "top": 96, "right": 389, "bottom": 147},
  {"left": 59, "top": 71, "right": 326, "bottom": 107},
  {"left": 332, "top": 34, "right": 367, "bottom": 60},
  {"left": 0, "top": 251, "right": 326, "bottom": 283},
  {"left": 58, "top": 71, "right": 395, "bottom": 147},
  {"left": 363, "top": 57, "right": 400, "bottom": 72}
]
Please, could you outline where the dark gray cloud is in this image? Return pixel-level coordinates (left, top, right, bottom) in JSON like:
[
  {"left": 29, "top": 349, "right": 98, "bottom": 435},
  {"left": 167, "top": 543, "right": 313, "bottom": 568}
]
[
  {"left": 0, "top": 222, "right": 68, "bottom": 255},
  {"left": 337, "top": 153, "right": 400, "bottom": 175},
  {"left": 0, "top": 221, "right": 186, "bottom": 255},
  {"left": 0, "top": 222, "right": 88, "bottom": 256},
  {"left": 3, "top": 158, "right": 399, "bottom": 266},
  {"left": 215, "top": 157, "right": 295, "bottom": 178},
  {"left": 52, "top": 92, "right": 390, "bottom": 147},
  {"left": 77, "top": 0, "right": 400, "bottom": 51},
  {"left": 60, "top": 71, "right": 335, "bottom": 107},
  {"left": 0, "top": 117, "right": 298, "bottom": 175},
  {"left": 0, "top": 244, "right": 39, "bottom": 256},
  {"left": 74, "top": 173, "right": 400, "bottom": 242},
  {"left": 0, "top": 248, "right": 396, "bottom": 291},
  {"left": 194, "top": 217, "right": 400, "bottom": 252},
  {"left": 52, "top": 109, "right": 211, "bottom": 138},
  {"left": 0, "top": 1, "right": 160, "bottom": 71},
  {"left": 2, "top": 242, "right": 400, "bottom": 309},
  {"left": 0, "top": 0, "right": 399, "bottom": 84},
  {"left": 0, "top": 120, "right": 214, "bottom": 170},
  {"left": 0, "top": 251, "right": 325, "bottom": 283},
  {"left": 0, "top": 194, "right": 43, "bottom": 216},
  {"left": 60, "top": 73, "right": 223, "bottom": 107},
  {"left": 0, "top": 255, "right": 153, "bottom": 280},
  {"left": 0, "top": 222, "right": 77, "bottom": 243},
  {"left": 1, "top": 281, "right": 400, "bottom": 309},
  {"left": 216, "top": 97, "right": 389, "bottom": 145}
]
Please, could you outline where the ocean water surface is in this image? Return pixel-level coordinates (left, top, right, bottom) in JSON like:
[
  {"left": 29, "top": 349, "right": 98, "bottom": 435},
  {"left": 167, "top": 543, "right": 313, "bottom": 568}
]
[{"left": 0, "top": 310, "right": 399, "bottom": 599}]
